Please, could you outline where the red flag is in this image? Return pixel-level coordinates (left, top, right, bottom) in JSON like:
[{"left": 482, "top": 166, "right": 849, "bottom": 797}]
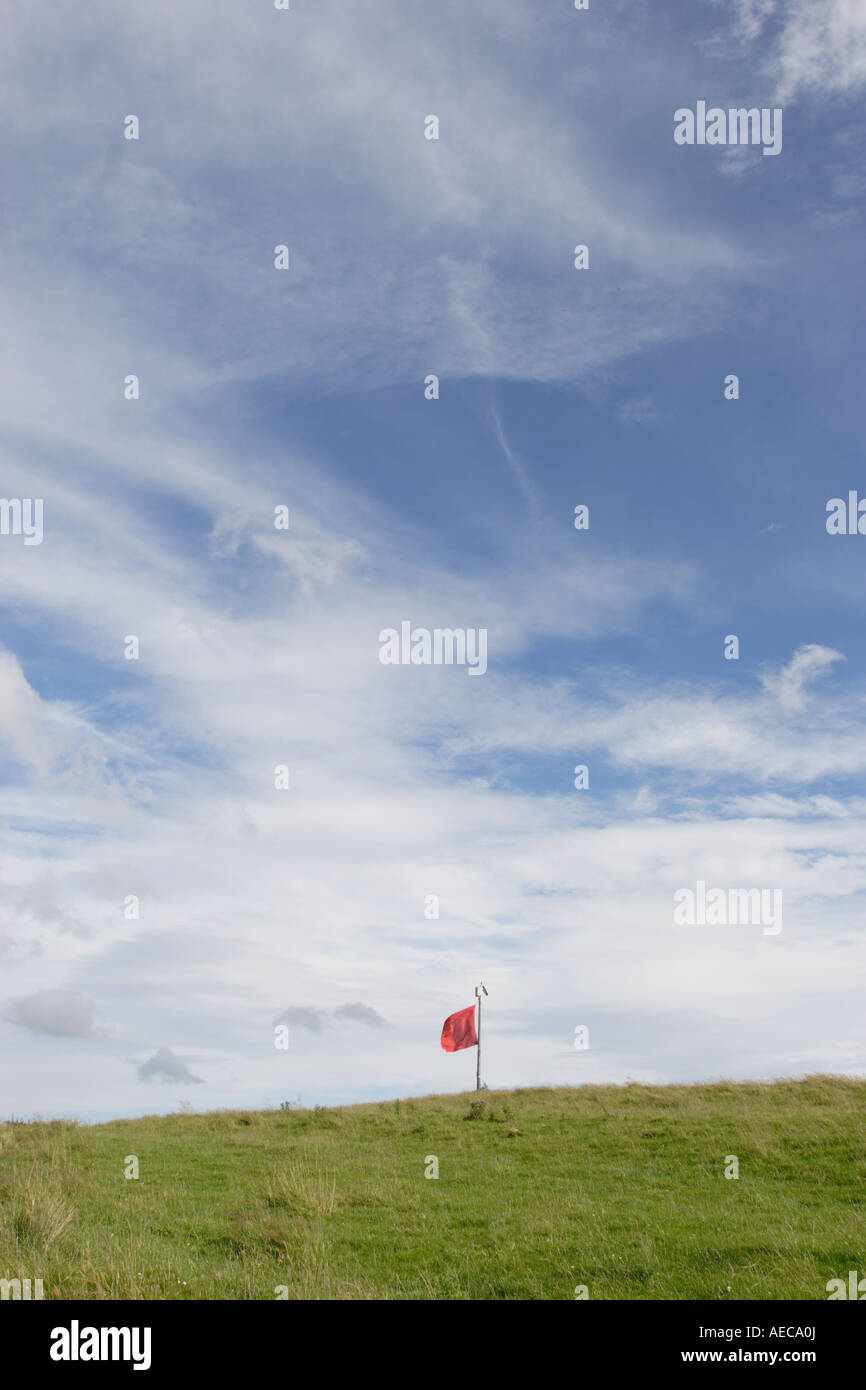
[{"left": 440, "top": 1004, "right": 477, "bottom": 1052}]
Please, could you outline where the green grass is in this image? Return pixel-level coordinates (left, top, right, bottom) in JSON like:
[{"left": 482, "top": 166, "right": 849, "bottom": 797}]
[{"left": 1, "top": 1076, "right": 863, "bottom": 1299}]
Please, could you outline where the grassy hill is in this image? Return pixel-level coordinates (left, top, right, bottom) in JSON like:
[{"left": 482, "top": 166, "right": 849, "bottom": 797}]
[{"left": 1, "top": 1076, "right": 863, "bottom": 1300}]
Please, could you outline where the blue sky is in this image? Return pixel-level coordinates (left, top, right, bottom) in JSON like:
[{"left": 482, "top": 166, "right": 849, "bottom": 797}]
[{"left": 1, "top": 0, "right": 866, "bottom": 1121}]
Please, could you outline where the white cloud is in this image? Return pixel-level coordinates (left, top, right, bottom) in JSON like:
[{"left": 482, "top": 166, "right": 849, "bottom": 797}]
[
  {"left": 734, "top": 0, "right": 866, "bottom": 101},
  {"left": 0, "top": 650, "right": 49, "bottom": 773},
  {"left": 759, "top": 644, "right": 844, "bottom": 712}
]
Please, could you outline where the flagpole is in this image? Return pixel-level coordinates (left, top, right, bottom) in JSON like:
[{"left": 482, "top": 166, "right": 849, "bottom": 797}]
[{"left": 474, "top": 981, "right": 487, "bottom": 1090}]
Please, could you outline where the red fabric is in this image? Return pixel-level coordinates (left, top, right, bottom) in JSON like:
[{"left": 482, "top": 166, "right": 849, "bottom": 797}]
[{"left": 440, "top": 1004, "right": 477, "bottom": 1052}]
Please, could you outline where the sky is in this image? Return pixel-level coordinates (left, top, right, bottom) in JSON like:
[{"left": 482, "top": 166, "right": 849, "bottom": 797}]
[{"left": 1, "top": 0, "right": 866, "bottom": 1122}]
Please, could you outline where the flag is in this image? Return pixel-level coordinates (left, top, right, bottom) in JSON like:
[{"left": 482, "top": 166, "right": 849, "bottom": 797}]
[{"left": 440, "top": 1004, "right": 477, "bottom": 1052}]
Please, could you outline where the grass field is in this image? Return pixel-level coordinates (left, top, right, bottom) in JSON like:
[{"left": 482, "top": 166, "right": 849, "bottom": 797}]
[{"left": 1, "top": 1076, "right": 863, "bottom": 1300}]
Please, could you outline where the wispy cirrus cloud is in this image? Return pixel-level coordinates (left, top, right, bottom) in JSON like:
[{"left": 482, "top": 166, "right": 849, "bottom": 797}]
[{"left": 0, "top": 1, "right": 864, "bottom": 1123}]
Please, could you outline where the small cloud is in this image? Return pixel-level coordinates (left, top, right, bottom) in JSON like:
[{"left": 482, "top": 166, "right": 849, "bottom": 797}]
[
  {"left": 617, "top": 396, "right": 663, "bottom": 427},
  {"left": 735, "top": 0, "right": 776, "bottom": 43},
  {"left": 760, "top": 644, "right": 844, "bottom": 712},
  {"left": 629, "top": 785, "right": 658, "bottom": 816},
  {"left": 333, "top": 1002, "right": 388, "bottom": 1029},
  {"left": 718, "top": 144, "right": 757, "bottom": 181},
  {"left": 0, "top": 649, "right": 51, "bottom": 774},
  {"left": 274, "top": 1003, "right": 388, "bottom": 1032},
  {"left": 137, "top": 1047, "right": 204, "bottom": 1084},
  {"left": 274, "top": 1006, "right": 330, "bottom": 1034},
  {"left": 2, "top": 988, "right": 95, "bottom": 1037}
]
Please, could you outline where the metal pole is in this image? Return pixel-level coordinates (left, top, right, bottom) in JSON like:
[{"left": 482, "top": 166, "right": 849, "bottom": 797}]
[{"left": 475, "top": 983, "right": 482, "bottom": 1090}]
